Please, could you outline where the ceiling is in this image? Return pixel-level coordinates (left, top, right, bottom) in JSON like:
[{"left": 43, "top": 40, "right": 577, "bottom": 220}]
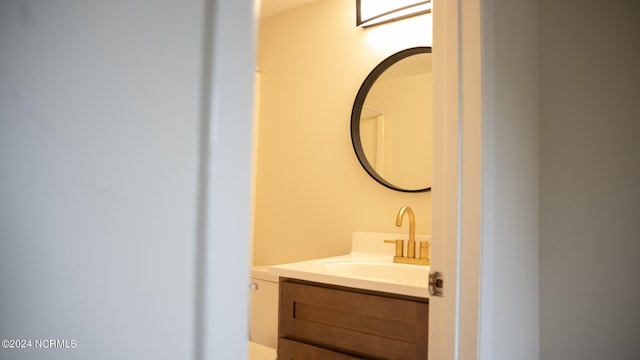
[{"left": 260, "top": 0, "right": 319, "bottom": 18}]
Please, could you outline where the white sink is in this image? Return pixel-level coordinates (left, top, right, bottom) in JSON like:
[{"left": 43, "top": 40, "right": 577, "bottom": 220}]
[
  {"left": 319, "top": 258, "right": 429, "bottom": 287},
  {"left": 269, "top": 231, "right": 431, "bottom": 298}
]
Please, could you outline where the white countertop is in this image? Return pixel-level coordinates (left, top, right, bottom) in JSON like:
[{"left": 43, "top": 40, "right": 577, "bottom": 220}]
[{"left": 269, "top": 231, "right": 431, "bottom": 298}]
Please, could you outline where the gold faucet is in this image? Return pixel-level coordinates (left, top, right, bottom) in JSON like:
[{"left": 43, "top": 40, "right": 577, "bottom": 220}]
[
  {"left": 396, "top": 206, "right": 416, "bottom": 258},
  {"left": 384, "top": 206, "right": 430, "bottom": 265}
]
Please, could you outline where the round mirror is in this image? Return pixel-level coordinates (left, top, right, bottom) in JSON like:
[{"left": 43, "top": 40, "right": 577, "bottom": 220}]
[{"left": 351, "top": 47, "right": 432, "bottom": 192}]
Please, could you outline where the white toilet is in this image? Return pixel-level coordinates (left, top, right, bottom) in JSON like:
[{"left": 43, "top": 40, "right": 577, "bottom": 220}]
[{"left": 248, "top": 266, "right": 278, "bottom": 360}]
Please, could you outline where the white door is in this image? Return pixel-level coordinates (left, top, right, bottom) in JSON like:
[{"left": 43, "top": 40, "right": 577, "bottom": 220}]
[{"left": 429, "top": 0, "right": 484, "bottom": 359}]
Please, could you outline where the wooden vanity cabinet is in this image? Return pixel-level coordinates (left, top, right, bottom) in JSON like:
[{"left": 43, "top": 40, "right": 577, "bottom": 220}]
[{"left": 278, "top": 278, "right": 428, "bottom": 360}]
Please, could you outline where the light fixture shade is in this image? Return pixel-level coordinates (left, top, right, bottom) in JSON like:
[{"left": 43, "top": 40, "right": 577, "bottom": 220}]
[{"left": 356, "top": 0, "right": 431, "bottom": 28}]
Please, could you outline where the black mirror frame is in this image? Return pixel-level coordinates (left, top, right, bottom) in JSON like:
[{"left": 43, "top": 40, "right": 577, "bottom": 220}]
[{"left": 350, "top": 46, "right": 432, "bottom": 193}]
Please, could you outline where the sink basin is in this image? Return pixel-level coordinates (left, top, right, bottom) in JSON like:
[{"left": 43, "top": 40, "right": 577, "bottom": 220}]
[
  {"left": 269, "top": 231, "right": 431, "bottom": 298},
  {"left": 322, "top": 259, "right": 429, "bottom": 287},
  {"left": 270, "top": 255, "right": 430, "bottom": 298}
]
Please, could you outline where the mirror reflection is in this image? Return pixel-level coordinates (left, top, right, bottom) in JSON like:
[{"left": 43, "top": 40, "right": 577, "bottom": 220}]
[{"left": 351, "top": 47, "right": 432, "bottom": 192}]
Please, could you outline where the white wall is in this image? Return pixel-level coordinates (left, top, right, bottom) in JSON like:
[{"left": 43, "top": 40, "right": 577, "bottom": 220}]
[
  {"left": 480, "top": 0, "right": 541, "bottom": 358},
  {"left": 0, "top": 1, "right": 203, "bottom": 359},
  {"left": 539, "top": 0, "right": 640, "bottom": 358}
]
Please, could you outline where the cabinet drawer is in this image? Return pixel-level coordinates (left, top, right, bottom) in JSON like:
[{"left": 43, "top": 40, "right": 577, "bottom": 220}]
[
  {"left": 278, "top": 338, "right": 364, "bottom": 360},
  {"left": 279, "top": 279, "right": 428, "bottom": 359}
]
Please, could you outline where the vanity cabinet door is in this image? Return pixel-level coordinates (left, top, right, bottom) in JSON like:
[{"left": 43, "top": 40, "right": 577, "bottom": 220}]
[{"left": 278, "top": 278, "right": 428, "bottom": 359}]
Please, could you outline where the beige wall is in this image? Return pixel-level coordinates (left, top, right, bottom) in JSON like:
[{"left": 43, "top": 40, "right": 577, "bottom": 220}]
[{"left": 253, "top": 0, "right": 433, "bottom": 265}]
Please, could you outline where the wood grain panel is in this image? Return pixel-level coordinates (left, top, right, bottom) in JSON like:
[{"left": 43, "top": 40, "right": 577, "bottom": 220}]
[{"left": 279, "top": 278, "right": 428, "bottom": 359}]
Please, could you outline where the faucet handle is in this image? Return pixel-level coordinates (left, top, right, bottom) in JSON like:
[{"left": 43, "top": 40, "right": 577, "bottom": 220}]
[
  {"left": 419, "top": 241, "right": 431, "bottom": 263},
  {"left": 384, "top": 239, "right": 404, "bottom": 257}
]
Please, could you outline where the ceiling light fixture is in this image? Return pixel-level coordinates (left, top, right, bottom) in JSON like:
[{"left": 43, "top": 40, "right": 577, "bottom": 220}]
[{"left": 356, "top": 0, "right": 432, "bottom": 28}]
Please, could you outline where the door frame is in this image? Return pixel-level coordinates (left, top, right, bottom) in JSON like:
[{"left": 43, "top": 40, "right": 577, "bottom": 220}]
[
  {"left": 195, "top": 0, "right": 257, "bottom": 359},
  {"left": 429, "top": 0, "right": 485, "bottom": 359},
  {"left": 197, "top": 0, "right": 488, "bottom": 358}
]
